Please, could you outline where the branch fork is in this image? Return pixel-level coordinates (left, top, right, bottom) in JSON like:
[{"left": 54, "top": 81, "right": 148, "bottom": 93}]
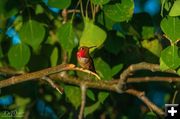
[{"left": 0, "top": 62, "right": 180, "bottom": 117}]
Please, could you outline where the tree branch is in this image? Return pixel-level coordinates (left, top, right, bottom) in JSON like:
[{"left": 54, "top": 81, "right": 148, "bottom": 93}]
[
  {"left": 127, "top": 77, "right": 180, "bottom": 83},
  {"left": 118, "top": 62, "right": 177, "bottom": 90},
  {"left": 0, "top": 67, "right": 25, "bottom": 75},
  {"left": 0, "top": 64, "right": 75, "bottom": 88},
  {"left": 0, "top": 62, "right": 179, "bottom": 116},
  {"left": 125, "top": 89, "right": 165, "bottom": 115},
  {"left": 78, "top": 84, "right": 87, "bottom": 119},
  {"left": 0, "top": 64, "right": 101, "bottom": 88}
]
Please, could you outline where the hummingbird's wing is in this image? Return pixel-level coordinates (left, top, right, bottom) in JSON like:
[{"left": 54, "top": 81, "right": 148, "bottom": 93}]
[
  {"left": 88, "top": 57, "right": 96, "bottom": 73},
  {"left": 77, "top": 55, "right": 96, "bottom": 73}
]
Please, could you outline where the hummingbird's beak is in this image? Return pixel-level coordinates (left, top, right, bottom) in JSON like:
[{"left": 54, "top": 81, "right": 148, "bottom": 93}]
[{"left": 89, "top": 46, "right": 96, "bottom": 49}]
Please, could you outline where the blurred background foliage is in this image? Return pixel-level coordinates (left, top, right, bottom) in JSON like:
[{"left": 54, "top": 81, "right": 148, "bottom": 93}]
[{"left": 0, "top": 0, "right": 180, "bottom": 119}]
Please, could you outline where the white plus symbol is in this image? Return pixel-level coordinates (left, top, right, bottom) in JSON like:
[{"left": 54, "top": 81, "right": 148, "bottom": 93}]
[{"left": 168, "top": 107, "right": 177, "bottom": 116}]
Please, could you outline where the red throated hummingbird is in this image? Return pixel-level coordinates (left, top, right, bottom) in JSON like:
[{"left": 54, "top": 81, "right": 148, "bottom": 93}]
[{"left": 76, "top": 46, "right": 96, "bottom": 73}]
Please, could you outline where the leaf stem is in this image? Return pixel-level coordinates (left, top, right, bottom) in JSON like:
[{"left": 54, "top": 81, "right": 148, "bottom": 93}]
[
  {"left": 71, "top": 0, "right": 81, "bottom": 22},
  {"left": 80, "top": 0, "right": 85, "bottom": 18},
  {"left": 90, "top": 0, "right": 95, "bottom": 21}
]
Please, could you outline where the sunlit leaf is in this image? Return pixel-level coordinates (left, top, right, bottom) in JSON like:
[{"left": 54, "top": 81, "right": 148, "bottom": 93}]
[
  {"left": 160, "top": 45, "right": 180, "bottom": 70},
  {"left": 169, "top": 0, "right": 180, "bottom": 16},
  {"left": 160, "top": 57, "right": 169, "bottom": 71},
  {"left": 103, "top": 0, "right": 134, "bottom": 22},
  {"left": 141, "top": 39, "right": 162, "bottom": 57},
  {"left": 80, "top": 18, "right": 106, "bottom": 51},
  {"left": 160, "top": 16, "right": 180, "bottom": 43},
  {"left": 8, "top": 43, "right": 30, "bottom": 69}
]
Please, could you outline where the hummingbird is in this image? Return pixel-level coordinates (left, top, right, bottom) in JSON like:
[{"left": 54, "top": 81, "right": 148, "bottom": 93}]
[{"left": 76, "top": 46, "right": 96, "bottom": 73}]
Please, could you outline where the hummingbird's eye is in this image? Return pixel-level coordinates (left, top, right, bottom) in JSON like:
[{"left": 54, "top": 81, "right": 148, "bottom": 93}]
[{"left": 81, "top": 47, "right": 84, "bottom": 50}]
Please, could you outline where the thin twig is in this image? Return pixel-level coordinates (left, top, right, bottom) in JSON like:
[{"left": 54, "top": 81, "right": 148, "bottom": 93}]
[
  {"left": 85, "top": 0, "right": 90, "bottom": 17},
  {"left": 90, "top": 0, "right": 95, "bottom": 21},
  {"left": 71, "top": 0, "right": 81, "bottom": 21},
  {"left": 72, "top": 67, "right": 101, "bottom": 80},
  {"left": 80, "top": 0, "right": 85, "bottom": 17},
  {"left": 172, "top": 90, "right": 178, "bottom": 104},
  {"left": 78, "top": 84, "right": 87, "bottom": 119},
  {"left": 67, "top": 9, "right": 80, "bottom": 14},
  {"left": 42, "top": 76, "right": 63, "bottom": 94},
  {"left": 62, "top": 9, "right": 68, "bottom": 24},
  {"left": 95, "top": 5, "right": 100, "bottom": 14},
  {"left": 127, "top": 77, "right": 180, "bottom": 83},
  {"left": 125, "top": 89, "right": 165, "bottom": 115}
]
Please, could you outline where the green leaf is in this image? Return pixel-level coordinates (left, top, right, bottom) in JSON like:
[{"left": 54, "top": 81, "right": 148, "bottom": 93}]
[
  {"left": 57, "top": 22, "right": 76, "bottom": 57},
  {"left": 84, "top": 102, "right": 100, "bottom": 117},
  {"left": 0, "top": 0, "right": 18, "bottom": 18},
  {"left": 160, "top": 45, "right": 180, "bottom": 70},
  {"left": 111, "top": 64, "right": 123, "bottom": 76},
  {"left": 141, "top": 39, "right": 162, "bottom": 63},
  {"left": 97, "top": 11, "right": 116, "bottom": 30},
  {"left": 13, "top": 95, "right": 30, "bottom": 117},
  {"left": 177, "top": 68, "right": 180, "bottom": 75},
  {"left": 169, "top": 0, "right": 180, "bottom": 16},
  {"left": 91, "top": 0, "right": 110, "bottom": 5},
  {"left": 144, "top": 112, "right": 157, "bottom": 119},
  {"left": 141, "top": 39, "right": 162, "bottom": 57},
  {"left": 50, "top": 47, "right": 58, "bottom": 66},
  {"left": 94, "top": 58, "right": 111, "bottom": 80},
  {"left": 35, "top": 4, "right": 44, "bottom": 14},
  {"left": 8, "top": 43, "right": 30, "bottom": 69},
  {"left": 87, "top": 89, "right": 96, "bottom": 101},
  {"left": 0, "top": 46, "right": 3, "bottom": 58},
  {"left": 98, "top": 92, "right": 109, "bottom": 104},
  {"left": 160, "top": 57, "right": 169, "bottom": 71},
  {"left": 142, "top": 26, "right": 154, "bottom": 40},
  {"left": 80, "top": 18, "right": 106, "bottom": 51},
  {"left": 161, "top": 0, "right": 171, "bottom": 16},
  {"left": 160, "top": 16, "right": 180, "bottom": 43},
  {"left": 103, "top": 0, "right": 134, "bottom": 22},
  {"left": 48, "top": 0, "right": 71, "bottom": 9},
  {"left": 64, "top": 85, "right": 81, "bottom": 109},
  {"left": 19, "top": 20, "right": 45, "bottom": 50}
]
